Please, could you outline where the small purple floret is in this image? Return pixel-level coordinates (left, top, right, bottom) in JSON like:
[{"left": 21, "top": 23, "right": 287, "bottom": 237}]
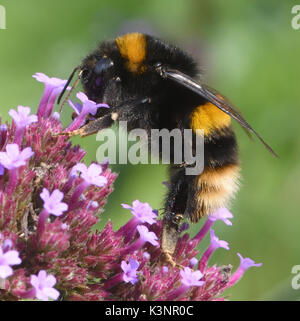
[
  {"left": 137, "top": 225, "right": 159, "bottom": 246},
  {"left": 30, "top": 270, "right": 60, "bottom": 301},
  {"left": 227, "top": 253, "right": 262, "bottom": 288},
  {"left": 121, "top": 258, "right": 140, "bottom": 285},
  {"left": 0, "top": 245, "right": 22, "bottom": 279},
  {"left": 33, "top": 73, "right": 68, "bottom": 89},
  {"left": 9, "top": 106, "right": 38, "bottom": 128},
  {"left": 237, "top": 253, "right": 262, "bottom": 270},
  {"left": 121, "top": 200, "right": 157, "bottom": 225},
  {"left": 0, "top": 144, "right": 34, "bottom": 170},
  {"left": 71, "top": 163, "right": 107, "bottom": 187},
  {"left": 40, "top": 188, "right": 68, "bottom": 216},
  {"left": 208, "top": 207, "right": 234, "bottom": 226},
  {"left": 189, "top": 257, "right": 199, "bottom": 268},
  {"left": 180, "top": 267, "right": 205, "bottom": 287},
  {"left": 210, "top": 229, "right": 230, "bottom": 251},
  {"left": 76, "top": 92, "right": 109, "bottom": 115}
]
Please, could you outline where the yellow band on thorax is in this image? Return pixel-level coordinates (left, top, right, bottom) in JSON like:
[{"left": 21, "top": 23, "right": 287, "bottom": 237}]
[{"left": 116, "top": 33, "right": 146, "bottom": 73}]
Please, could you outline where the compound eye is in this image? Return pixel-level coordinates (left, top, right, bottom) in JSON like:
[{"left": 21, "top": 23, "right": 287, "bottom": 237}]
[{"left": 94, "top": 57, "right": 114, "bottom": 75}]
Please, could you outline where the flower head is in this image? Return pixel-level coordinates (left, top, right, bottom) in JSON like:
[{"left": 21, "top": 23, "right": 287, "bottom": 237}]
[
  {"left": 180, "top": 267, "right": 205, "bottom": 287},
  {"left": 208, "top": 208, "right": 233, "bottom": 226},
  {"left": 121, "top": 258, "right": 140, "bottom": 285},
  {"left": 121, "top": 200, "right": 157, "bottom": 225},
  {"left": 210, "top": 229, "right": 230, "bottom": 250},
  {"left": 0, "top": 246, "right": 22, "bottom": 279},
  {"left": 137, "top": 225, "right": 159, "bottom": 246},
  {"left": 71, "top": 163, "right": 107, "bottom": 187},
  {"left": 0, "top": 144, "right": 34, "bottom": 170},
  {"left": 9, "top": 106, "right": 38, "bottom": 128},
  {"left": 40, "top": 188, "right": 68, "bottom": 216},
  {"left": 30, "top": 270, "right": 60, "bottom": 301}
]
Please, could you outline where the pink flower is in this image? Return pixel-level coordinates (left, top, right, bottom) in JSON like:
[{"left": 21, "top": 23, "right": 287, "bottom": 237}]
[
  {"left": 0, "top": 246, "right": 22, "bottom": 279},
  {"left": 66, "top": 92, "right": 109, "bottom": 131},
  {"left": 198, "top": 229, "right": 229, "bottom": 270},
  {"left": 210, "top": 229, "right": 229, "bottom": 251},
  {"left": 33, "top": 73, "right": 68, "bottom": 89},
  {"left": 208, "top": 208, "right": 233, "bottom": 226},
  {"left": 33, "top": 72, "right": 70, "bottom": 118},
  {"left": 71, "top": 163, "right": 107, "bottom": 187},
  {"left": 237, "top": 253, "right": 262, "bottom": 270},
  {"left": 76, "top": 92, "right": 109, "bottom": 115},
  {"left": 40, "top": 188, "right": 68, "bottom": 216},
  {"left": 121, "top": 200, "right": 157, "bottom": 225},
  {"left": 192, "top": 208, "right": 234, "bottom": 245},
  {"left": 180, "top": 267, "right": 205, "bottom": 287},
  {"left": 167, "top": 267, "right": 205, "bottom": 300},
  {"left": 121, "top": 258, "right": 140, "bottom": 285},
  {"left": 0, "top": 144, "right": 34, "bottom": 170},
  {"left": 30, "top": 270, "right": 60, "bottom": 301},
  {"left": 9, "top": 106, "right": 38, "bottom": 128},
  {"left": 227, "top": 253, "right": 262, "bottom": 288},
  {"left": 121, "top": 225, "right": 159, "bottom": 256},
  {"left": 137, "top": 225, "right": 159, "bottom": 246}
]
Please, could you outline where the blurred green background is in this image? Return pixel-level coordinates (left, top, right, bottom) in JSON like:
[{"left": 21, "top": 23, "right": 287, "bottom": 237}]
[{"left": 0, "top": 0, "right": 299, "bottom": 300}]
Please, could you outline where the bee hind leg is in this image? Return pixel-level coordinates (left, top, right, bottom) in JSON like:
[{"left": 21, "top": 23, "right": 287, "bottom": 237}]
[
  {"left": 161, "top": 167, "right": 188, "bottom": 268},
  {"left": 161, "top": 212, "right": 184, "bottom": 268}
]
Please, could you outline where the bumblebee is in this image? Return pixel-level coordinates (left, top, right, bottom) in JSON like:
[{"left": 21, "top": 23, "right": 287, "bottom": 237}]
[{"left": 58, "top": 33, "right": 277, "bottom": 266}]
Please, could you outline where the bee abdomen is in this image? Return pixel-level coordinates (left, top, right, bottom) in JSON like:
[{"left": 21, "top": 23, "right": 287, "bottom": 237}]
[
  {"left": 186, "top": 118, "right": 240, "bottom": 222},
  {"left": 185, "top": 163, "right": 241, "bottom": 223}
]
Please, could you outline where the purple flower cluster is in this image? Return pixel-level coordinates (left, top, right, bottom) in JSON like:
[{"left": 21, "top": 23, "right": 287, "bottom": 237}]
[{"left": 0, "top": 72, "right": 262, "bottom": 301}]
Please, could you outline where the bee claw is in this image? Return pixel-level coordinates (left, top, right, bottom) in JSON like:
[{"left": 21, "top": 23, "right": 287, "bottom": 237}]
[{"left": 161, "top": 251, "right": 184, "bottom": 269}]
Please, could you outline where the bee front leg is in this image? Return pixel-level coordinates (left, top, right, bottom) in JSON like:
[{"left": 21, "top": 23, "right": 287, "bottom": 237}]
[{"left": 54, "top": 113, "right": 118, "bottom": 138}]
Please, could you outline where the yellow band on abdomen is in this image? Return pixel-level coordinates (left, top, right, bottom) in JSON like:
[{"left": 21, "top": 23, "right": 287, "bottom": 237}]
[{"left": 190, "top": 101, "right": 231, "bottom": 135}]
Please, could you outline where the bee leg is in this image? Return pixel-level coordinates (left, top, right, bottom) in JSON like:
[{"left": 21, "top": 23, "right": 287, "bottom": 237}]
[
  {"left": 54, "top": 113, "right": 117, "bottom": 138},
  {"left": 161, "top": 212, "right": 184, "bottom": 268},
  {"left": 161, "top": 167, "right": 188, "bottom": 268}
]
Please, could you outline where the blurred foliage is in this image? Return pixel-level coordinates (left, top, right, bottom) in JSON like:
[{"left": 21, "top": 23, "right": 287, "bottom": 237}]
[{"left": 0, "top": 0, "right": 299, "bottom": 300}]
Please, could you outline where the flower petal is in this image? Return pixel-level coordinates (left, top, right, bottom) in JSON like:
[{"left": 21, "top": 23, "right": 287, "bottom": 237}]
[
  {"left": 40, "top": 188, "right": 50, "bottom": 203},
  {"left": 76, "top": 92, "right": 88, "bottom": 103},
  {"left": 3, "top": 250, "right": 21, "bottom": 265},
  {"left": 43, "top": 287, "right": 60, "bottom": 300},
  {"left": 6, "top": 144, "right": 19, "bottom": 160},
  {"left": 0, "top": 265, "right": 13, "bottom": 279}
]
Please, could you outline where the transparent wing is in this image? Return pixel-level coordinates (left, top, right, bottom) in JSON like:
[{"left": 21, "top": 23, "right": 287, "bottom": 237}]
[{"left": 156, "top": 65, "right": 278, "bottom": 157}]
